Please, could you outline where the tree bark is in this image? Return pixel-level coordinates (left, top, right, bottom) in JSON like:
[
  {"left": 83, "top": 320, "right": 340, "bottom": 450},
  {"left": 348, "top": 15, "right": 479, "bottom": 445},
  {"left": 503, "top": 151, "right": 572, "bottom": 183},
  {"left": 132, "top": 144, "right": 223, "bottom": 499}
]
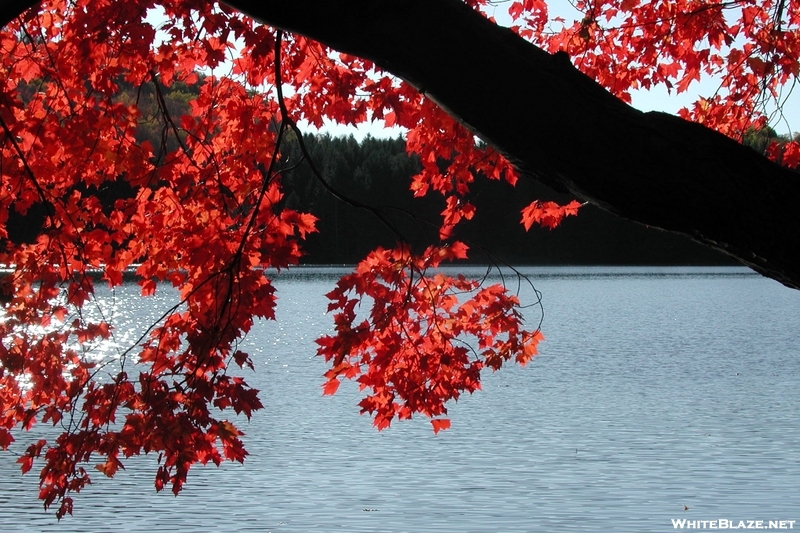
[{"left": 4, "top": 0, "right": 800, "bottom": 289}]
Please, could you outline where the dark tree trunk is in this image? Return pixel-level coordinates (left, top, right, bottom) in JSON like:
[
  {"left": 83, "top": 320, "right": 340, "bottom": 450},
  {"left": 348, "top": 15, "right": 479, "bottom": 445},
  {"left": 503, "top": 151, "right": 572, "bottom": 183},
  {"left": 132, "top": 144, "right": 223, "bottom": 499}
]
[{"left": 4, "top": 0, "right": 800, "bottom": 288}]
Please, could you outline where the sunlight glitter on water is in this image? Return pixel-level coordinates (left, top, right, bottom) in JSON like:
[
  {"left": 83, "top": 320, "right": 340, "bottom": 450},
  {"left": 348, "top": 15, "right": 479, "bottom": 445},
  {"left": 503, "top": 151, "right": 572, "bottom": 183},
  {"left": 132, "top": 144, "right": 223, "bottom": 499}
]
[{"left": 1, "top": 266, "right": 798, "bottom": 533}]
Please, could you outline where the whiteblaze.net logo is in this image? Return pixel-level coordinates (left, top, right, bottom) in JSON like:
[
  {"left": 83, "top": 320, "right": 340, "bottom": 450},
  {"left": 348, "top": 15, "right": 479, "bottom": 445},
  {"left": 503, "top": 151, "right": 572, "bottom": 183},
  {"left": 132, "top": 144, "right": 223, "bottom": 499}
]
[{"left": 672, "top": 519, "right": 796, "bottom": 530}]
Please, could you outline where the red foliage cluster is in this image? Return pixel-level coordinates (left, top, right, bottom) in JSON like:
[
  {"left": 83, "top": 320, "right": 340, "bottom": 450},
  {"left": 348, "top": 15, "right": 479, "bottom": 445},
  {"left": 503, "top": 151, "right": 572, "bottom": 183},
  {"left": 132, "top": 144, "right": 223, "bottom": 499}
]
[
  {"left": 511, "top": 0, "right": 800, "bottom": 155},
  {"left": 317, "top": 243, "right": 543, "bottom": 432}
]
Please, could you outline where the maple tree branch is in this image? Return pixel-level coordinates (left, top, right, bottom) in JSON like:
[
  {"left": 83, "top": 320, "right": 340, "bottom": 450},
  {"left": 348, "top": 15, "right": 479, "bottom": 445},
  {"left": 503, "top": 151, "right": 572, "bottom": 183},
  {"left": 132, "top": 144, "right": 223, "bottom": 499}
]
[
  {"left": 0, "top": 113, "right": 50, "bottom": 204},
  {"left": 773, "top": 0, "right": 787, "bottom": 31},
  {"left": 273, "top": 30, "right": 409, "bottom": 245},
  {"left": 150, "top": 72, "right": 192, "bottom": 156}
]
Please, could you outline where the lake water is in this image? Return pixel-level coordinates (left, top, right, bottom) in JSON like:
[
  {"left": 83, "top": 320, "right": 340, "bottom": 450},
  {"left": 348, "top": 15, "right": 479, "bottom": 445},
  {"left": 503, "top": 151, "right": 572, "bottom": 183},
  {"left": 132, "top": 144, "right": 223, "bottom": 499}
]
[{"left": 1, "top": 266, "right": 799, "bottom": 533}]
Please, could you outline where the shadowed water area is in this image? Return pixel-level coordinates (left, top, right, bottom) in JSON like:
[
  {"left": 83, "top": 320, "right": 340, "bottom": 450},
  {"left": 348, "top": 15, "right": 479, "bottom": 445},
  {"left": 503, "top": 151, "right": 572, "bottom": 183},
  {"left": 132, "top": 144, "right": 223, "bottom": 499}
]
[{"left": 1, "top": 266, "right": 798, "bottom": 532}]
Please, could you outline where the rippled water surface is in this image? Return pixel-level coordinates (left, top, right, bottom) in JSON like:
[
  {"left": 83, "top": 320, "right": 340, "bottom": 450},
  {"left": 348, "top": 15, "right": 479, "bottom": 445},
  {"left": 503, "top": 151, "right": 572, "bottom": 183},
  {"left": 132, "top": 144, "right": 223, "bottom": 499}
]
[{"left": 2, "top": 266, "right": 799, "bottom": 532}]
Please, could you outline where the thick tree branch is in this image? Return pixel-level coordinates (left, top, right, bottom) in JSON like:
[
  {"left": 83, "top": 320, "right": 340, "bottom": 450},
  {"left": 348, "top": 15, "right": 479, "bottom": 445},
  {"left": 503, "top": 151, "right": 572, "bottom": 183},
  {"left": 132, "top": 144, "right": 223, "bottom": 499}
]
[
  {"left": 0, "top": 0, "right": 38, "bottom": 28},
  {"left": 223, "top": 0, "right": 800, "bottom": 290}
]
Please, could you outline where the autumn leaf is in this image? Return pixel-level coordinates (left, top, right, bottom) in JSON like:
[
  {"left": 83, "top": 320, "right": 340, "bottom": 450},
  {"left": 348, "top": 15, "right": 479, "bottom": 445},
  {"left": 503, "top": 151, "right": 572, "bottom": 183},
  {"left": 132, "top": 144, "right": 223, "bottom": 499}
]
[
  {"left": 431, "top": 418, "right": 451, "bottom": 434},
  {"left": 0, "top": 428, "right": 14, "bottom": 450},
  {"left": 521, "top": 200, "right": 582, "bottom": 231},
  {"left": 140, "top": 279, "right": 157, "bottom": 297},
  {"left": 95, "top": 456, "right": 125, "bottom": 478},
  {"left": 322, "top": 378, "right": 341, "bottom": 396}
]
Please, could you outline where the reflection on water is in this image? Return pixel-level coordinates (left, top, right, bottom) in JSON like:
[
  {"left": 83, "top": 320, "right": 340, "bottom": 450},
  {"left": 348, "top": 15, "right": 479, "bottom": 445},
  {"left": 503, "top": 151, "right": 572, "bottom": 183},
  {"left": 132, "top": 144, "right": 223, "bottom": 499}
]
[{"left": 1, "top": 266, "right": 799, "bottom": 533}]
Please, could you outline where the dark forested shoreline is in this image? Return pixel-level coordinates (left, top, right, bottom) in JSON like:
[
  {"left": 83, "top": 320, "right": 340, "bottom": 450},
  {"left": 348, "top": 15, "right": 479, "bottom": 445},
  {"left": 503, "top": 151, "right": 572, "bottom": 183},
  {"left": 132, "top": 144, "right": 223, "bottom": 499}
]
[{"left": 279, "top": 133, "right": 737, "bottom": 266}]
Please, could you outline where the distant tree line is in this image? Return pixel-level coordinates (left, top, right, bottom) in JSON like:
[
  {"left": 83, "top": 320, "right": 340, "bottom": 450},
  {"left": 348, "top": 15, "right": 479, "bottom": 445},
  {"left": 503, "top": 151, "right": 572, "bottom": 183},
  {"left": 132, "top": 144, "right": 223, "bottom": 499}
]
[{"left": 278, "top": 133, "right": 738, "bottom": 266}]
